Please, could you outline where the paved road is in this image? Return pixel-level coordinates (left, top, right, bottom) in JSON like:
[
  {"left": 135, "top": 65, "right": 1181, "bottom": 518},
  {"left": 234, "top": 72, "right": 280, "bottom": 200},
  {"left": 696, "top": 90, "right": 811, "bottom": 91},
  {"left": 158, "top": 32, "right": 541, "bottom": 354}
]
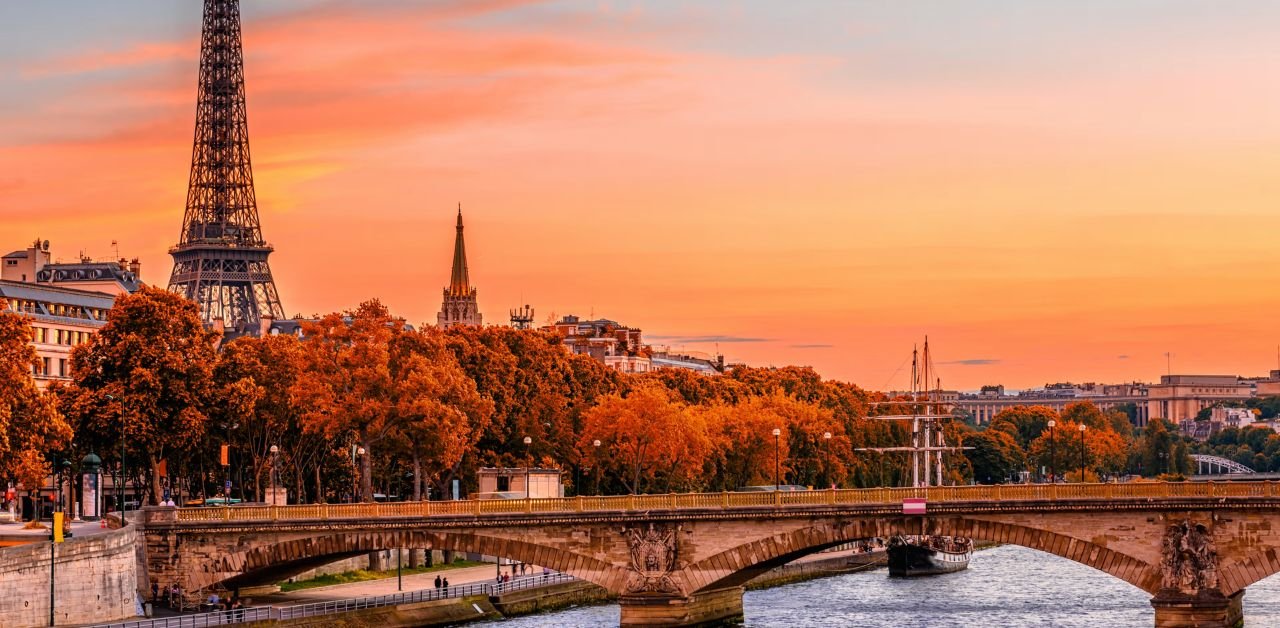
[{"left": 0, "top": 519, "right": 115, "bottom": 542}]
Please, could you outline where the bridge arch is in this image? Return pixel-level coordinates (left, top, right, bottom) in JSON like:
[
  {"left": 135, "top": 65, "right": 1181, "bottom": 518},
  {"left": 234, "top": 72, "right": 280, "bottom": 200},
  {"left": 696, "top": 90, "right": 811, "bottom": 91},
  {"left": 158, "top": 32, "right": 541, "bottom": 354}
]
[
  {"left": 187, "top": 529, "right": 630, "bottom": 594},
  {"left": 1218, "top": 546, "right": 1280, "bottom": 596},
  {"left": 682, "top": 516, "right": 1159, "bottom": 595},
  {"left": 1190, "top": 454, "right": 1255, "bottom": 475}
]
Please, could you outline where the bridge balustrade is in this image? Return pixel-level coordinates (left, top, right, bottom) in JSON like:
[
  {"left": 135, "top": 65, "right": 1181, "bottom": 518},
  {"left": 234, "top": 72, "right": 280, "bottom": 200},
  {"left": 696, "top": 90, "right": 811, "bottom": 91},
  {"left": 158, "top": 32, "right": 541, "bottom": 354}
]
[{"left": 167, "top": 482, "right": 1280, "bottom": 524}]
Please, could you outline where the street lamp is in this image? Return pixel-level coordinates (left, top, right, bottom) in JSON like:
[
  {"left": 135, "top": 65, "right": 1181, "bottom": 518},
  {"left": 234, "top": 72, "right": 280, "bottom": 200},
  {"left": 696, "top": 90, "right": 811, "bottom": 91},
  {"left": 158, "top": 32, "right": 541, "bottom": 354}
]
[
  {"left": 771, "top": 428, "right": 782, "bottom": 491},
  {"left": 105, "top": 394, "right": 126, "bottom": 515},
  {"left": 355, "top": 447, "right": 365, "bottom": 502},
  {"left": 522, "top": 436, "right": 533, "bottom": 499},
  {"left": 1046, "top": 419, "right": 1056, "bottom": 483},
  {"left": 592, "top": 440, "right": 602, "bottom": 495},
  {"left": 269, "top": 445, "right": 280, "bottom": 506},
  {"left": 821, "top": 432, "right": 832, "bottom": 489},
  {"left": 1078, "top": 423, "right": 1088, "bottom": 482}
]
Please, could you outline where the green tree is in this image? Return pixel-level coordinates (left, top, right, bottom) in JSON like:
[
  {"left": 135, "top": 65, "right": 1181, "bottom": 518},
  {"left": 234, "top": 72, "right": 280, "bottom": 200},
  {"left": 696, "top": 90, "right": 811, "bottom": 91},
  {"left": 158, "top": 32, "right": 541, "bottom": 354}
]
[
  {"left": 989, "top": 405, "right": 1059, "bottom": 450},
  {"left": 962, "top": 429, "right": 1025, "bottom": 484}
]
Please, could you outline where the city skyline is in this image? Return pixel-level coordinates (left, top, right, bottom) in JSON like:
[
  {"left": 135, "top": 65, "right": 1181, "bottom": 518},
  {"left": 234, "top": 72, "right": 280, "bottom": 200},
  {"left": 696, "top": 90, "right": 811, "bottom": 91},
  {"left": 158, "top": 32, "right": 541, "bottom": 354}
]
[{"left": 5, "top": 1, "right": 1280, "bottom": 388}]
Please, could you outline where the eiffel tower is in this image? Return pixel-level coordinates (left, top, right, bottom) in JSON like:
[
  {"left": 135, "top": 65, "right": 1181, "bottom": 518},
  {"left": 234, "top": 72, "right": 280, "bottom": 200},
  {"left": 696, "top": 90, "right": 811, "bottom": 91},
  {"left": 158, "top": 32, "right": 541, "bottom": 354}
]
[{"left": 168, "top": 0, "right": 284, "bottom": 329}]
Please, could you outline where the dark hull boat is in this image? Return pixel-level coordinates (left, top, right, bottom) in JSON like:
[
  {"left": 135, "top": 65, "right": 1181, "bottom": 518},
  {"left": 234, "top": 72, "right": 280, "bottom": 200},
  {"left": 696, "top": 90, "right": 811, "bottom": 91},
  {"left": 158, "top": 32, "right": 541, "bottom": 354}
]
[{"left": 887, "top": 536, "right": 971, "bottom": 577}]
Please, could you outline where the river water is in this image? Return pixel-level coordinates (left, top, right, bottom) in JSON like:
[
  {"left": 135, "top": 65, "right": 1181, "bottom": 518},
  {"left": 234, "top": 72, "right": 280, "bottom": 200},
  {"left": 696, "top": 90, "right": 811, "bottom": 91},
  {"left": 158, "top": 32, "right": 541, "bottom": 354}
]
[{"left": 472, "top": 545, "right": 1280, "bottom": 627}]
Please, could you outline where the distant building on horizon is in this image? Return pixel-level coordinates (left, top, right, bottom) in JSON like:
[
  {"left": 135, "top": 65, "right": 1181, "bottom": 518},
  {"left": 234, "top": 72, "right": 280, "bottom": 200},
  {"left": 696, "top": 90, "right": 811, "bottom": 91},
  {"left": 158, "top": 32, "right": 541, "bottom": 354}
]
[
  {"left": 3, "top": 239, "right": 141, "bottom": 296},
  {"left": 437, "top": 206, "right": 483, "bottom": 329},
  {"left": 541, "top": 314, "right": 725, "bottom": 375},
  {"left": 2, "top": 239, "right": 142, "bottom": 390}
]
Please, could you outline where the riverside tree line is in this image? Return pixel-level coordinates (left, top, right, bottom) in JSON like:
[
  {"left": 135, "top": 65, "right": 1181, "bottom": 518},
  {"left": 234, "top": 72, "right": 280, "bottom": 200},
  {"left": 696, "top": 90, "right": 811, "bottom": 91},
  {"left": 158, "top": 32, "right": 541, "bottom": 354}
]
[{"left": 2, "top": 286, "right": 1272, "bottom": 513}]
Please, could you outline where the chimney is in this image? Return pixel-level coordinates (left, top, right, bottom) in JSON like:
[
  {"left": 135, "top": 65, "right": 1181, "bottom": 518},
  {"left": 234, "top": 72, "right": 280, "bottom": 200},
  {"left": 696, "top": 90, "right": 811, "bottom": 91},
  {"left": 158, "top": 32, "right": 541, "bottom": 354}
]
[{"left": 129, "top": 258, "right": 141, "bottom": 278}]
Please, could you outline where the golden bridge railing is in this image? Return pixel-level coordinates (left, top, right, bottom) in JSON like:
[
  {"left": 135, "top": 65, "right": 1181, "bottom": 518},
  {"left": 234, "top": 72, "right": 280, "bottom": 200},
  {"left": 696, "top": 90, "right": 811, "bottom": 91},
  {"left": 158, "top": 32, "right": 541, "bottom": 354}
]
[{"left": 169, "top": 481, "right": 1280, "bottom": 524}]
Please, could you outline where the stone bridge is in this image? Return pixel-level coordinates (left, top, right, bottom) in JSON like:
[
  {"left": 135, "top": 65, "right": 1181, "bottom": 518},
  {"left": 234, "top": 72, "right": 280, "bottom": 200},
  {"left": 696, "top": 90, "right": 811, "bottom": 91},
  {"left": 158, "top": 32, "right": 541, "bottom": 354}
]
[{"left": 139, "top": 482, "right": 1280, "bottom": 627}]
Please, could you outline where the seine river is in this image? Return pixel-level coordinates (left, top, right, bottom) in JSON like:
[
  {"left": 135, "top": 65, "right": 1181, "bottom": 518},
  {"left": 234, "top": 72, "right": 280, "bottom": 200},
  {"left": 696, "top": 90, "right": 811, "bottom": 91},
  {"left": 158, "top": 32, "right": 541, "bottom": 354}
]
[{"left": 473, "top": 545, "right": 1280, "bottom": 627}]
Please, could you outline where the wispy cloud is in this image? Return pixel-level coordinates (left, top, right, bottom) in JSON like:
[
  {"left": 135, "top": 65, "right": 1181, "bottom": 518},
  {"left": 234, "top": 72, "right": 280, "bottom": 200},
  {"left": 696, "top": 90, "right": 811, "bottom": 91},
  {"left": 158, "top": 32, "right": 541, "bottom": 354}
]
[
  {"left": 648, "top": 335, "right": 773, "bottom": 344},
  {"left": 1117, "top": 355, "right": 1130, "bottom": 360},
  {"left": 940, "top": 359, "right": 1000, "bottom": 366},
  {"left": 791, "top": 343, "right": 834, "bottom": 349}
]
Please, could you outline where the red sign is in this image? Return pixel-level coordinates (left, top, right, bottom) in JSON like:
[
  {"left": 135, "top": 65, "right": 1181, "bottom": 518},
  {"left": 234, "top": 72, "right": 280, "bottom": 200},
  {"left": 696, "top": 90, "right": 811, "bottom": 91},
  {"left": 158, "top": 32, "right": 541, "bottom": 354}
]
[{"left": 903, "top": 498, "right": 926, "bottom": 515}]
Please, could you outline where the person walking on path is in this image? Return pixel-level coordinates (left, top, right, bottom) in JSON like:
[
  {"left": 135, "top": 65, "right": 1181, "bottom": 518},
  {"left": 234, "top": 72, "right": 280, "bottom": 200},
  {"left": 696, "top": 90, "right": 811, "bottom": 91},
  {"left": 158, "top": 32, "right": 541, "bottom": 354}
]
[{"left": 434, "top": 575, "right": 442, "bottom": 589}]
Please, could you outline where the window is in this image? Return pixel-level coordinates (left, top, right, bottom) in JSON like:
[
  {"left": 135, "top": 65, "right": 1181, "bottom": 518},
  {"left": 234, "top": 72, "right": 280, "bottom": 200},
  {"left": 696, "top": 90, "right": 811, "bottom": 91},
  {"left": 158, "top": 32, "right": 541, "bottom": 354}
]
[
  {"left": 58, "top": 359, "right": 67, "bottom": 377},
  {"left": 496, "top": 476, "right": 510, "bottom": 492},
  {"left": 4, "top": 259, "right": 15, "bottom": 266}
]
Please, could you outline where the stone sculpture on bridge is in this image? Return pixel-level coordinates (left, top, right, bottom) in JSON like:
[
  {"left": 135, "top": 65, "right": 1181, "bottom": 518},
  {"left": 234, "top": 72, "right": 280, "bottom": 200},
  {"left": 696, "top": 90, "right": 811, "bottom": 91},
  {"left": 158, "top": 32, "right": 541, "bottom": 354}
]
[
  {"left": 1161, "top": 520, "right": 1219, "bottom": 595},
  {"left": 624, "top": 523, "right": 684, "bottom": 595}
]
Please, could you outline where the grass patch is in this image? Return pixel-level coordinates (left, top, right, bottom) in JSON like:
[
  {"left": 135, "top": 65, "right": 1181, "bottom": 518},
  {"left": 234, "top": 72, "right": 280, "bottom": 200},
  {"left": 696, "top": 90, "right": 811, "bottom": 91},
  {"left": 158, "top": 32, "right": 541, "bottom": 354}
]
[{"left": 279, "top": 558, "right": 485, "bottom": 592}]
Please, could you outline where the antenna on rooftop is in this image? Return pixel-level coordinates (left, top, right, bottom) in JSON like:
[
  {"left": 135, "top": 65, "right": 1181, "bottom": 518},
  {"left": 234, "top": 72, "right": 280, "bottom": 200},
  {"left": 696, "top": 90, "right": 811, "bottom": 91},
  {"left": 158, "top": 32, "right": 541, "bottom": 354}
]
[{"left": 510, "top": 304, "right": 535, "bottom": 330}]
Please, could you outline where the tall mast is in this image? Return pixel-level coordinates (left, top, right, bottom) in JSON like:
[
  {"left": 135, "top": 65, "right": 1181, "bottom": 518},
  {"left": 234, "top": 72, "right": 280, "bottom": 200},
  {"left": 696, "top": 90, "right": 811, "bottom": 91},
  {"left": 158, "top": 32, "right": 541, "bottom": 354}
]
[
  {"left": 910, "top": 346, "right": 920, "bottom": 489},
  {"left": 922, "top": 337, "right": 931, "bottom": 487}
]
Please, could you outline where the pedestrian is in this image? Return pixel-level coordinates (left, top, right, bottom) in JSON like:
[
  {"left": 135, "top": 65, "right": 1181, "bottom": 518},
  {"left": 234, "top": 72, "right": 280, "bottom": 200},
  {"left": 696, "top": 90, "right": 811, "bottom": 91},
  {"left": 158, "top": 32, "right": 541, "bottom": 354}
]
[
  {"left": 434, "top": 575, "right": 442, "bottom": 589},
  {"left": 442, "top": 577, "right": 449, "bottom": 592},
  {"left": 151, "top": 582, "right": 159, "bottom": 603}
]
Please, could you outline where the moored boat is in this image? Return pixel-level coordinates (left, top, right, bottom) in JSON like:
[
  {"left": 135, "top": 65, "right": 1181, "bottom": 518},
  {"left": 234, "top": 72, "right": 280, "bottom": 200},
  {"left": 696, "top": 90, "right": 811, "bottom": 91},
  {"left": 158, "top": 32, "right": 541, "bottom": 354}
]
[{"left": 887, "top": 534, "right": 972, "bottom": 576}]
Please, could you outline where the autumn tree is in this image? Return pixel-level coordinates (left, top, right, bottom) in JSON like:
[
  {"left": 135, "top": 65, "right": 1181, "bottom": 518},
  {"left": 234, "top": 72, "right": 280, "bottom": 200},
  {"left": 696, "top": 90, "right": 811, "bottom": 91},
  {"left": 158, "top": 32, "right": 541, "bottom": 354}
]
[
  {"left": 391, "top": 329, "right": 493, "bottom": 500},
  {"left": 65, "top": 286, "right": 217, "bottom": 505},
  {"left": 292, "top": 300, "right": 405, "bottom": 502},
  {"left": 579, "top": 383, "right": 709, "bottom": 494},
  {"left": 212, "top": 334, "right": 310, "bottom": 501},
  {"left": 1028, "top": 420, "right": 1127, "bottom": 480},
  {"left": 0, "top": 313, "right": 72, "bottom": 520}
]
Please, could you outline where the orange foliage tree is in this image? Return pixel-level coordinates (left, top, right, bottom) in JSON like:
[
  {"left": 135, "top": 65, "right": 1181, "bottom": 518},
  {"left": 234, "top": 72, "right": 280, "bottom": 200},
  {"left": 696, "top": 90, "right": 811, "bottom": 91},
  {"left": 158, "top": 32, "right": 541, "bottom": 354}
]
[
  {"left": 0, "top": 313, "right": 72, "bottom": 518},
  {"left": 292, "top": 300, "right": 406, "bottom": 502},
  {"left": 579, "top": 383, "right": 710, "bottom": 494},
  {"left": 65, "top": 286, "right": 216, "bottom": 505}
]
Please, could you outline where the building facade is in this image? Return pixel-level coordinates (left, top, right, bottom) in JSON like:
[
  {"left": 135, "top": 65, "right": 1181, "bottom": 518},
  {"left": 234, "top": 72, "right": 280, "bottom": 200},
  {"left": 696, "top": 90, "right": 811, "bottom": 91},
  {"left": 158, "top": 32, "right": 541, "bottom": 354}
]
[
  {"left": 3, "top": 239, "right": 141, "bottom": 296},
  {"left": 437, "top": 208, "right": 482, "bottom": 329},
  {"left": 1, "top": 280, "right": 116, "bottom": 389}
]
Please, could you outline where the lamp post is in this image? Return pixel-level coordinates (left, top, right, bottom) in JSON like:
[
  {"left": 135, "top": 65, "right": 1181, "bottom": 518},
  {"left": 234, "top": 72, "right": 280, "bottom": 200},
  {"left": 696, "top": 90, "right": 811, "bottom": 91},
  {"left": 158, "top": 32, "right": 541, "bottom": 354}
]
[
  {"left": 105, "top": 394, "right": 126, "bottom": 515},
  {"left": 821, "top": 432, "right": 832, "bottom": 489},
  {"left": 355, "top": 447, "right": 365, "bottom": 502},
  {"left": 592, "top": 440, "right": 602, "bottom": 495},
  {"left": 269, "top": 445, "right": 280, "bottom": 506},
  {"left": 1046, "top": 419, "right": 1056, "bottom": 483},
  {"left": 1078, "top": 423, "right": 1088, "bottom": 482},
  {"left": 522, "top": 436, "right": 533, "bottom": 499},
  {"left": 771, "top": 428, "right": 782, "bottom": 491}
]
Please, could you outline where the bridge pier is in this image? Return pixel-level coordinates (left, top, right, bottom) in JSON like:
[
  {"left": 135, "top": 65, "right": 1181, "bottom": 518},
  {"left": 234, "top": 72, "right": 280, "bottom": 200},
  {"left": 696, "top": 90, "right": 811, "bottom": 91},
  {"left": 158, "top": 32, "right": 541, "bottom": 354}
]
[
  {"left": 1150, "top": 590, "right": 1243, "bottom": 628},
  {"left": 618, "top": 587, "right": 744, "bottom": 627}
]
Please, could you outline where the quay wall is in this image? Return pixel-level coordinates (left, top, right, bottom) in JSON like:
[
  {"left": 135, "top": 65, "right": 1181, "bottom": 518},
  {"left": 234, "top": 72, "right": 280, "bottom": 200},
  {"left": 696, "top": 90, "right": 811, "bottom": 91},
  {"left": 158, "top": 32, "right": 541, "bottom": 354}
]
[{"left": 0, "top": 524, "right": 139, "bottom": 627}]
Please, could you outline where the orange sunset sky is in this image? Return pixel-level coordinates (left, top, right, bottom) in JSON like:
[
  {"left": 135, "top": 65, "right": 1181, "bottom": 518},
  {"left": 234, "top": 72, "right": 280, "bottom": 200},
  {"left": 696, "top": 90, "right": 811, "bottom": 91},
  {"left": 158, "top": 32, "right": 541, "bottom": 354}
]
[{"left": 3, "top": 1, "right": 1280, "bottom": 390}]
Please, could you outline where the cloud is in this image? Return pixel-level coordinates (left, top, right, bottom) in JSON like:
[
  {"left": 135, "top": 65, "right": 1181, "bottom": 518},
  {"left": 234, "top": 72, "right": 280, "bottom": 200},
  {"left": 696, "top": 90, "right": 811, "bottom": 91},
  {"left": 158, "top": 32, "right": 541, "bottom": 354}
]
[
  {"left": 1117, "top": 355, "right": 1130, "bottom": 360},
  {"left": 940, "top": 359, "right": 1000, "bottom": 366},
  {"left": 647, "top": 335, "right": 772, "bottom": 344},
  {"left": 791, "top": 344, "right": 834, "bottom": 349}
]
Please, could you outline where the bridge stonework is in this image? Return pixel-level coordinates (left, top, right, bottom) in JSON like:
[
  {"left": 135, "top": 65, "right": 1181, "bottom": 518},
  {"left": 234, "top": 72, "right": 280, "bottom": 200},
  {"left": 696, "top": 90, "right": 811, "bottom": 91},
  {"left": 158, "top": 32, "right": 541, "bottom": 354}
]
[{"left": 139, "top": 488, "right": 1280, "bottom": 627}]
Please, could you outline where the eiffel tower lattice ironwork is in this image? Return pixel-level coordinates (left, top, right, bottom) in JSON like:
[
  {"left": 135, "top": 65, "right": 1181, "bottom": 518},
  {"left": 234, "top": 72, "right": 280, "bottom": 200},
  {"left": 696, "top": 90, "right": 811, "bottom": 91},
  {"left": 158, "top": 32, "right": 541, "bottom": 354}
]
[{"left": 168, "top": 0, "right": 284, "bottom": 328}]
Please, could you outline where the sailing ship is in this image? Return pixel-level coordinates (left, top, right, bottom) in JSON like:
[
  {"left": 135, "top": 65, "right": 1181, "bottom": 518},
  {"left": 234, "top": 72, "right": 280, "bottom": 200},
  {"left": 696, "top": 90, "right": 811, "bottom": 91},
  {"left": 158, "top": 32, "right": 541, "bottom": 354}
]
[{"left": 861, "top": 338, "right": 973, "bottom": 577}]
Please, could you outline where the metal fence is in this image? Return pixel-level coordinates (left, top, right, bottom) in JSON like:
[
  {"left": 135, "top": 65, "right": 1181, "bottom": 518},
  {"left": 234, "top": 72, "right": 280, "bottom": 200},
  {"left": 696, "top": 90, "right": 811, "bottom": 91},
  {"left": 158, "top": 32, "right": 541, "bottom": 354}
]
[{"left": 89, "top": 573, "right": 579, "bottom": 628}]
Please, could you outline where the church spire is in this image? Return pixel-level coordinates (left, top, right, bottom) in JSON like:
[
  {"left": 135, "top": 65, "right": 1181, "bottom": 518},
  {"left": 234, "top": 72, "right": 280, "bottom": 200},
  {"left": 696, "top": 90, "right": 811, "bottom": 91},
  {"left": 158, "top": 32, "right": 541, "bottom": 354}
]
[
  {"left": 448, "top": 203, "right": 470, "bottom": 296},
  {"left": 438, "top": 204, "right": 482, "bottom": 328}
]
